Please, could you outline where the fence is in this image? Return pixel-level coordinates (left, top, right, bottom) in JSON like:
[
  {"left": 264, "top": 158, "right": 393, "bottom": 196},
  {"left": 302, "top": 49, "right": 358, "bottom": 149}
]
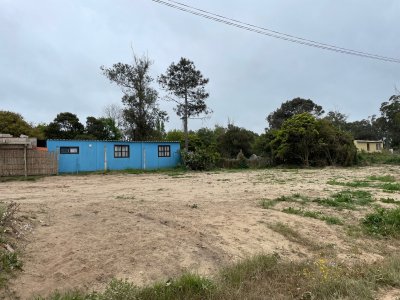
[{"left": 0, "top": 146, "right": 58, "bottom": 176}]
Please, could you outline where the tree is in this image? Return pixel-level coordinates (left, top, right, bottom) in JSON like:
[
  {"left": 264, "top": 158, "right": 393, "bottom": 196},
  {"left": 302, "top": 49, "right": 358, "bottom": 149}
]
[
  {"left": 271, "top": 113, "right": 319, "bottom": 166},
  {"left": 158, "top": 57, "right": 211, "bottom": 151},
  {"left": 316, "top": 119, "right": 357, "bottom": 166},
  {"left": 0, "top": 111, "right": 35, "bottom": 137},
  {"left": 103, "top": 103, "right": 124, "bottom": 132},
  {"left": 345, "top": 117, "right": 383, "bottom": 141},
  {"left": 271, "top": 113, "right": 357, "bottom": 167},
  {"left": 253, "top": 131, "right": 275, "bottom": 157},
  {"left": 85, "top": 116, "right": 122, "bottom": 140},
  {"left": 379, "top": 93, "right": 400, "bottom": 148},
  {"left": 217, "top": 124, "right": 257, "bottom": 158},
  {"left": 324, "top": 110, "right": 348, "bottom": 130},
  {"left": 44, "top": 112, "right": 84, "bottom": 139},
  {"left": 101, "top": 54, "right": 168, "bottom": 141},
  {"left": 267, "top": 98, "right": 324, "bottom": 129}
]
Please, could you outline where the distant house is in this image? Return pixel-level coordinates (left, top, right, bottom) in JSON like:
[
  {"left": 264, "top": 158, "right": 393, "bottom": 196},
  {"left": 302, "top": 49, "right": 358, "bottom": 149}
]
[
  {"left": 353, "top": 140, "right": 383, "bottom": 153},
  {"left": 47, "top": 139, "right": 181, "bottom": 173}
]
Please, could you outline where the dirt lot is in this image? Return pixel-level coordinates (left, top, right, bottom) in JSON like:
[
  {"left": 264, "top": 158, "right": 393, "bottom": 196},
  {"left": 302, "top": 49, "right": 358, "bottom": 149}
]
[{"left": 2, "top": 166, "right": 400, "bottom": 299}]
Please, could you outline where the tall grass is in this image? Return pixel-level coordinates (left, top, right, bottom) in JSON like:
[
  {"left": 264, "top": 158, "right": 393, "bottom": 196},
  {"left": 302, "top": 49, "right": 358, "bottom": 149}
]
[
  {"left": 0, "top": 202, "right": 23, "bottom": 288},
  {"left": 38, "top": 254, "right": 400, "bottom": 300}
]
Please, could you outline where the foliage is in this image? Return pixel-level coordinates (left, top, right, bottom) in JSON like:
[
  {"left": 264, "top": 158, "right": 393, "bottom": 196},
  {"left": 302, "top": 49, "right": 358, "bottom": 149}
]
[
  {"left": 271, "top": 113, "right": 319, "bottom": 166},
  {"left": 362, "top": 208, "right": 400, "bottom": 237},
  {"left": 345, "top": 116, "right": 383, "bottom": 140},
  {"left": 267, "top": 97, "right": 324, "bottom": 129},
  {"left": 316, "top": 119, "right": 358, "bottom": 166},
  {"left": 324, "top": 110, "right": 348, "bottom": 131},
  {"left": 85, "top": 116, "right": 122, "bottom": 140},
  {"left": 165, "top": 129, "right": 200, "bottom": 152},
  {"left": 102, "top": 103, "right": 124, "bottom": 132},
  {"left": 380, "top": 93, "right": 400, "bottom": 148},
  {"left": 357, "top": 152, "right": 400, "bottom": 165},
  {"left": 159, "top": 57, "right": 211, "bottom": 151},
  {"left": 45, "top": 112, "right": 84, "bottom": 139},
  {"left": 0, "top": 111, "right": 36, "bottom": 137},
  {"left": 181, "top": 148, "right": 220, "bottom": 171},
  {"left": 217, "top": 124, "right": 257, "bottom": 158},
  {"left": 101, "top": 54, "right": 167, "bottom": 141},
  {"left": 270, "top": 113, "right": 357, "bottom": 167}
]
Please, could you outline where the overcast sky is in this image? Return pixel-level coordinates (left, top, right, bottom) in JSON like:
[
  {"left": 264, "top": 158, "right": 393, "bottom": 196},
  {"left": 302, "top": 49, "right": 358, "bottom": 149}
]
[{"left": 1, "top": 0, "right": 399, "bottom": 133}]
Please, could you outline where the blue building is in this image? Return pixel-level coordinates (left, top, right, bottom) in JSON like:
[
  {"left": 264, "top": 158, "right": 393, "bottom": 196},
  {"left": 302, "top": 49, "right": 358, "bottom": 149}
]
[{"left": 47, "top": 140, "right": 181, "bottom": 173}]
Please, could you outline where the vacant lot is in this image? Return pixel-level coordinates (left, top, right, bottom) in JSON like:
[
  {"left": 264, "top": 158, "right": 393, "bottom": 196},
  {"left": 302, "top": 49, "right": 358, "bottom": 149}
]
[{"left": 2, "top": 166, "right": 400, "bottom": 299}]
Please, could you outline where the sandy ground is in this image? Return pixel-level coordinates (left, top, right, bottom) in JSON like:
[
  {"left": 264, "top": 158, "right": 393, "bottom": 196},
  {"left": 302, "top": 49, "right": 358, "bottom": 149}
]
[{"left": 2, "top": 166, "right": 400, "bottom": 299}]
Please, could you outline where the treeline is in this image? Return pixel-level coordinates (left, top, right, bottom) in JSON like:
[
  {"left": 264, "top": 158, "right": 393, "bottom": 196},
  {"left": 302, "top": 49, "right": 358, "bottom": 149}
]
[
  {"left": 1, "top": 52, "right": 399, "bottom": 168},
  {"left": 2, "top": 94, "right": 399, "bottom": 168}
]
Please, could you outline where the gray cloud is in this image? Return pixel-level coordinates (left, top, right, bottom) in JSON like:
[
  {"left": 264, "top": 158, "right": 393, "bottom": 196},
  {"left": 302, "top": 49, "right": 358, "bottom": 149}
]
[{"left": 1, "top": 0, "right": 399, "bottom": 133}]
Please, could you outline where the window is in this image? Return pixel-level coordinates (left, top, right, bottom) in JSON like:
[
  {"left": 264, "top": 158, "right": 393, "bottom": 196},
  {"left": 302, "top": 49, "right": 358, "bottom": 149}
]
[
  {"left": 376, "top": 143, "right": 382, "bottom": 150},
  {"left": 114, "top": 145, "right": 129, "bottom": 158},
  {"left": 158, "top": 145, "right": 171, "bottom": 157},
  {"left": 367, "top": 143, "right": 370, "bottom": 151},
  {"left": 60, "top": 147, "right": 79, "bottom": 154}
]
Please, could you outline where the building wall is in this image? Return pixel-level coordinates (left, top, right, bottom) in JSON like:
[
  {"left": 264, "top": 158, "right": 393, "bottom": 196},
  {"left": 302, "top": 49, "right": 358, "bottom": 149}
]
[
  {"left": 47, "top": 140, "right": 181, "bottom": 173},
  {"left": 354, "top": 141, "right": 383, "bottom": 153}
]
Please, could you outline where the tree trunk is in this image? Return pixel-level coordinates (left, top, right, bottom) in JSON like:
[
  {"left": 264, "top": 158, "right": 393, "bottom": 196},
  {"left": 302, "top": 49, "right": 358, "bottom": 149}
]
[{"left": 184, "top": 93, "right": 189, "bottom": 151}]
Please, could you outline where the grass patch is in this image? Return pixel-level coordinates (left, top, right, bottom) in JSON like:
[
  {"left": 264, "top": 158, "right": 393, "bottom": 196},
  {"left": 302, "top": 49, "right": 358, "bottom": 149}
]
[
  {"left": 260, "top": 194, "right": 311, "bottom": 209},
  {"left": 260, "top": 199, "right": 278, "bottom": 209},
  {"left": 368, "top": 175, "right": 396, "bottom": 182},
  {"left": 266, "top": 222, "right": 327, "bottom": 251},
  {"left": 380, "top": 198, "right": 400, "bottom": 205},
  {"left": 328, "top": 176, "right": 400, "bottom": 193},
  {"left": 362, "top": 208, "right": 400, "bottom": 237},
  {"left": 38, "top": 254, "right": 400, "bottom": 300},
  {"left": 315, "top": 190, "right": 373, "bottom": 210},
  {"left": 273, "top": 193, "right": 311, "bottom": 203},
  {"left": 282, "top": 207, "right": 343, "bottom": 225},
  {"left": 327, "top": 179, "right": 372, "bottom": 188},
  {"left": 380, "top": 182, "right": 400, "bottom": 192}
]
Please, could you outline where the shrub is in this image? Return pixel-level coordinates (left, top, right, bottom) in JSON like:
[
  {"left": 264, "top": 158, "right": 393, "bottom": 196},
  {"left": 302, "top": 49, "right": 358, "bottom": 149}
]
[{"left": 181, "top": 148, "right": 220, "bottom": 171}]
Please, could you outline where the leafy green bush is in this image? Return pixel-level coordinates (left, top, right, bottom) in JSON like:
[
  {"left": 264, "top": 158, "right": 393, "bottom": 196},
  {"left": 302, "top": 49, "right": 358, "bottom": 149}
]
[
  {"left": 362, "top": 208, "right": 400, "bottom": 237},
  {"left": 181, "top": 148, "right": 220, "bottom": 171},
  {"left": 270, "top": 113, "right": 357, "bottom": 167}
]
